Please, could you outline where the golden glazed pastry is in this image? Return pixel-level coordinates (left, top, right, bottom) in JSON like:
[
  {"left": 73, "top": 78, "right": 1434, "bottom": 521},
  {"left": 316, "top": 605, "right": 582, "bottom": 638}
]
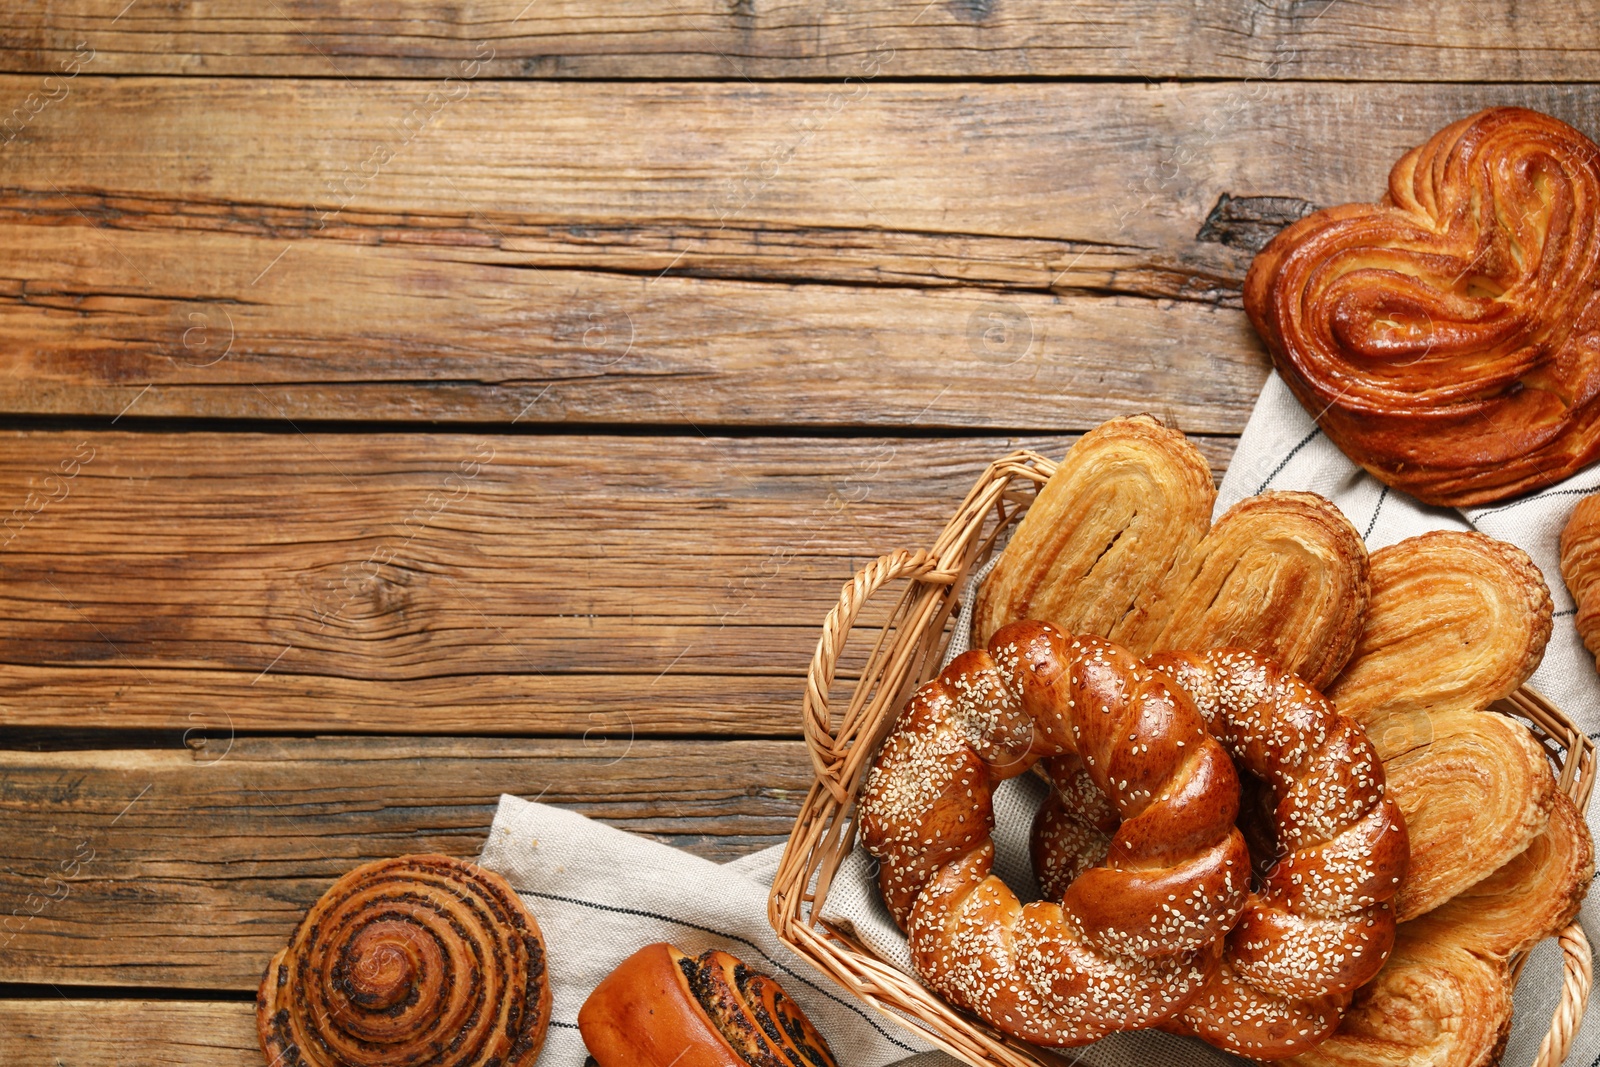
[
  {"left": 258, "top": 855, "right": 551, "bottom": 1067},
  {"left": 860, "top": 622, "right": 1252, "bottom": 1047},
  {"left": 578, "top": 943, "right": 838, "bottom": 1067},
  {"left": 859, "top": 622, "right": 1406, "bottom": 1057},
  {"left": 1560, "top": 492, "right": 1600, "bottom": 670},
  {"left": 1245, "top": 107, "right": 1600, "bottom": 506},
  {"left": 1286, "top": 792, "right": 1593, "bottom": 1067},
  {"left": 977, "top": 417, "right": 1370, "bottom": 688}
]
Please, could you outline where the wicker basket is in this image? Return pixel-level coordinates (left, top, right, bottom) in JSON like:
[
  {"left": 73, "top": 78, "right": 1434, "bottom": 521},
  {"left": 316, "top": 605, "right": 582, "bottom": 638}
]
[{"left": 769, "top": 448, "right": 1597, "bottom": 1067}]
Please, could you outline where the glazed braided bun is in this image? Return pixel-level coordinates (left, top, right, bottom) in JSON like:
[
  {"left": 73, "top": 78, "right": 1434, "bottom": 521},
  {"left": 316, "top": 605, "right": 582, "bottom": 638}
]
[
  {"left": 1146, "top": 651, "right": 1409, "bottom": 1058},
  {"left": 859, "top": 621, "right": 1253, "bottom": 1046},
  {"left": 1244, "top": 107, "right": 1600, "bottom": 506},
  {"left": 258, "top": 855, "right": 551, "bottom": 1067}
]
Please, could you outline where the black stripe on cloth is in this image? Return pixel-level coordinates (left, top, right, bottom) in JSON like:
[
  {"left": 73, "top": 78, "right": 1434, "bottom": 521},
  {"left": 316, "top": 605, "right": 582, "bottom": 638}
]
[
  {"left": 523, "top": 890, "right": 920, "bottom": 1053},
  {"left": 1256, "top": 428, "right": 1322, "bottom": 494},
  {"left": 1469, "top": 483, "right": 1600, "bottom": 520},
  {"left": 1364, "top": 485, "right": 1389, "bottom": 542},
  {"left": 549, "top": 1020, "right": 581, "bottom": 1030},
  {"left": 1557, "top": 609, "right": 1578, "bottom": 618}
]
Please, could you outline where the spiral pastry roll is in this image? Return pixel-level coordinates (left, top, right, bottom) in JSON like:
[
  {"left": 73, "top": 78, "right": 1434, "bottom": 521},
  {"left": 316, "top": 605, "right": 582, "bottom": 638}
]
[
  {"left": 860, "top": 621, "right": 1254, "bottom": 1046},
  {"left": 257, "top": 854, "right": 551, "bottom": 1067},
  {"left": 1245, "top": 107, "right": 1600, "bottom": 506}
]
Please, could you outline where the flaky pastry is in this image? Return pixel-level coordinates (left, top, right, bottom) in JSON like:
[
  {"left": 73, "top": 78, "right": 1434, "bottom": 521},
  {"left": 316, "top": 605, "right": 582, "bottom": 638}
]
[
  {"left": 1125, "top": 491, "right": 1370, "bottom": 688},
  {"left": 973, "top": 416, "right": 1214, "bottom": 648},
  {"left": 1560, "top": 493, "right": 1600, "bottom": 671},
  {"left": 1288, "top": 792, "right": 1592, "bottom": 1067},
  {"left": 978, "top": 418, "right": 1369, "bottom": 687},
  {"left": 1330, "top": 532, "right": 1552, "bottom": 736},
  {"left": 1380, "top": 708, "right": 1556, "bottom": 920},
  {"left": 1245, "top": 107, "right": 1600, "bottom": 506}
]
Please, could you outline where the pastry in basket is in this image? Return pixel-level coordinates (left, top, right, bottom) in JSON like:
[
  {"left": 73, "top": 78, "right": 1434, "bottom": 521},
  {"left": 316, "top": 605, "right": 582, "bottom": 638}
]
[
  {"left": 1560, "top": 493, "right": 1600, "bottom": 671},
  {"left": 974, "top": 416, "right": 1370, "bottom": 689},
  {"left": 858, "top": 620, "right": 1406, "bottom": 1056},
  {"left": 579, "top": 942, "right": 838, "bottom": 1067},
  {"left": 979, "top": 420, "right": 1581, "bottom": 1059},
  {"left": 257, "top": 854, "right": 551, "bottom": 1067},
  {"left": 1329, "top": 531, "right": 1556, "bottom": 919},
  {"left": 1284, "top": 791, "right": 1593, "bottom": 1067},
  {"left": 1243, "top": 106, "right": 1600, "bottom": 507}
]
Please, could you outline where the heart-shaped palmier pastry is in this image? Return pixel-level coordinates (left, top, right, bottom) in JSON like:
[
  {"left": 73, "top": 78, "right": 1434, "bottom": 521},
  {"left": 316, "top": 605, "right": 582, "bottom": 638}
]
[
  {"left": 974, "top": 415, "right": 1216, "bottom": 646},
  {"left": 1245, "top": 106, "right": 1600, "bottom": 507},
  {"left": 976, "top": 417, "right": 1369, "bottom": 688},
  {"left": 1121, "top": 490, "right": 1369, "bottom": 689}
]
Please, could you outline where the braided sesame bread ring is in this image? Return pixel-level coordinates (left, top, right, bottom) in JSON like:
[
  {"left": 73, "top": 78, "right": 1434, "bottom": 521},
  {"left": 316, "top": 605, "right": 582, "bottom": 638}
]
[
  {"left": 859, "top": 621, "right": 1252, "bottom": 1046},
  {"left": 1143, "top": 650, "right": 1409, "bottom": 1059}
]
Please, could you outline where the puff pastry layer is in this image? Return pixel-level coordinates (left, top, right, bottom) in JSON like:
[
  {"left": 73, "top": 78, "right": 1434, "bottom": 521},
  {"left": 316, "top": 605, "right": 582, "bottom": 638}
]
[
  {"left": 1245, "top": 107, "right": 1600, "bottom": 506},
  {"left": 1127, "top": 490, "right": 1369, "bottom": 688},
  {"left": 1380, "top": 709, "right": 1556, "bottom": 921},
  {"left": 1560, "top": 493, "right": 1600, "bottom": 670},
  {"left": 1330, "top": 531, "right": 1552, "bottom": 739},
  {"left": 1288, "top": 792, "right": 1592, "bottom": 1067},
  {"left": 978, "top": 419, "right": 1367, "bottom": 687},
  {"left": 974, "top": 415, "right": 1214, "bottom": 647}
]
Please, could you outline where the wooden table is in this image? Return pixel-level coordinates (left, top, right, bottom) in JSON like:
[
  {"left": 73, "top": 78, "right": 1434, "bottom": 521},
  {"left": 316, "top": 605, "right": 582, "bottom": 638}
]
[{"left": 0, "top": 4, "right": 1592, "bottom": 1061}]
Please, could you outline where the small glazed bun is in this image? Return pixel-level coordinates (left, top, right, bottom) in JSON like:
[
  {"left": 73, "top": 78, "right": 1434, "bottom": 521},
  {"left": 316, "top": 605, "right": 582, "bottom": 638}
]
[{"left": 579, "top": 943, "right": 838, "bottom": 1067}]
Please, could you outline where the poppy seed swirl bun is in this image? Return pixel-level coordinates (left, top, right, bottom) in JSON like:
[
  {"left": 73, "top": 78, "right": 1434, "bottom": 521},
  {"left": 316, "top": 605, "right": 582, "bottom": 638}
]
[{"left": 257, "top": 854, "right": 551, "bottom": 1067}]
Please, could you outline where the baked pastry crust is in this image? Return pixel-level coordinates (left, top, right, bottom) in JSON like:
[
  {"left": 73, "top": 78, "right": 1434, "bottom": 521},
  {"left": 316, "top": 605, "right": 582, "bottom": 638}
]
[
  {"left": 1245, "top": 106, "right": 1600, "bottom": 507},
  {"left": 1330, "top": 531, "right": 1552, "bottom": 741},
  {"left": 1287, "top": 791, "right": 1593, "bottom": 1067},
  {"left": 1380, "top": 708, "right": 1556, "bottom": 921},
  {"left": 1560, "top": 492, "right": 1600, "bottom": 670},
  {"left": 973, "top": 415, "right": 1214, "bottom": 647},
  {"left": 977, "top": 419, "right": 1369, "bottom": 688},
  {"left": 257, "top": 854, "right": 550, "bottom": 1067},
  {"left": 1126, "top": 491, "right": 1370, "bottom": 689},
  {"left": 578, "top": 943, "right": 838, "bottom": 1067},
  {"left": 1280, "top": 929, "right": 1511, "bottom": 1067}
]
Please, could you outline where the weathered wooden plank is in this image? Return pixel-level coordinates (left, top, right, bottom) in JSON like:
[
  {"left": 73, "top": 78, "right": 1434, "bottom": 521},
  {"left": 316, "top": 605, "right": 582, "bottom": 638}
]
[
  {"left": 0, "top": 736, "right": 812, "bottom": 988},
  {"left": 3, "top": 1, "right": 1597, "bottom": 81},
  {"left": 0, "top": 430, "right": 1234, "bottom": 734},
  {"left": 6, "top": 80, "right": 1598, "bottom": 423},
  {"left": 0, "top": 222, "right": 1266, "bottom": 429},
  {"left": 0, "top": 1000, "right": 257, "bottom": 1067}
]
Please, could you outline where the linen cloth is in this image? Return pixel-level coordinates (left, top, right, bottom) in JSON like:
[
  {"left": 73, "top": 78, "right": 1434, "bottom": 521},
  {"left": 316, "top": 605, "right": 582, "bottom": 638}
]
[{"left": 479, "top": 371, "right": 1598, "bottom": 1066}]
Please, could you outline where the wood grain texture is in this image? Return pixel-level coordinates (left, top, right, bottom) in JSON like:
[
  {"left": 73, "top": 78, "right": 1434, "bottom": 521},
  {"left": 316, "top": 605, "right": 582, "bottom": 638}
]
[
  {"left": 0, "top": 430, "right": 1235, "bottom": 734},
  {"left": 4, "top": 1, "right": 1598, "bottom": 80},
  {"left": 0, "top": 1000, "right": 258, "bottom": 1067},
  {"left": 0, "top": 736, "right": 812, "bottom": 988},
  {"left": 0, "top": 220, "right": 1265, "bottom": 429},
  {"left": 7, "top": 80, "right": 1600, "bottom": 424}
]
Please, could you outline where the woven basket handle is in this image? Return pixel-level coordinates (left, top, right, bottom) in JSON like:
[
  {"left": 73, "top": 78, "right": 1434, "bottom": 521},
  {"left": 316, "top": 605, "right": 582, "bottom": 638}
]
[
  {"left": 1535, "top": 922, "right": 1593, "bottom": 1067},
  {"left": 802, "top": 548, "right": 955, "bottom": 794}
]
